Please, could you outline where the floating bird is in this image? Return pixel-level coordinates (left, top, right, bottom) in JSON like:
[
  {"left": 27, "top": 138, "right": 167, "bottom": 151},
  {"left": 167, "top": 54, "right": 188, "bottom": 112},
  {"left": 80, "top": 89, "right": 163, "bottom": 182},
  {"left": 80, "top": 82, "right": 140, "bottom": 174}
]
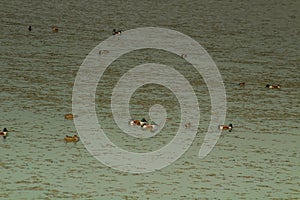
[
  {"left": 219, "top": 124, "right": 233, "bottom": 132},
  {"left": 99, "top": 50, "right": 109, "bottom": 55},
  {"left": 266, "top": 84, "right": 280, "bottom": 89},
  {"left": 141, "top": 121, "right": 158, "bottom": 131},
  {"left": 239, "top": 82, "right": 245, "bottom": 87},
  {"left": 64, "top": 135, "right": 79, "bottom": 142},
  {"left": 64, "top": 114, "right": 75, "bottom": 120},
  {"left": 0, "top": 128, "right": 8, "bottom": 139},
  {"left": 113, "top": 29, "right": 121, "bottom": 35},
  {"left": 181, "top": 54, "right": 187, "bottom": 58},
  {"left": 129, "top": 118, "right": 148, "bottom": 126},
  {"left": 28, "top": 26, "right": 32, "bottom": 31},
  {"left": 185, "top": 122, "right": 191, "bottom": 128},
  {"left": 52, "top": 26, "right": 58, "bottom": 32}
]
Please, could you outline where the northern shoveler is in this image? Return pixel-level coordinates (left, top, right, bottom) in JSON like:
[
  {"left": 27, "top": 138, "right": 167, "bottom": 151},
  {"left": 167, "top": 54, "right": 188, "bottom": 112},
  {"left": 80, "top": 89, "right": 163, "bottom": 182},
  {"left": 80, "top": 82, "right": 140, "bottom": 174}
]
[
  {"left": 113, "top": 29, "right": 121, "bottom": 35},
  {"left": 64, "top": 135, "right": 79, "bottom": 142},
  {"left": 266, "top": 84, "right": 280, "bottom": 89},
  {"left": 0, "top": 128, "right": 8, "bottom": 139},
  {"left": 129, "top": 118, "right": 148, "bottom": 126},
  {"left": 219, "top": 124, "right": 233, "bottom": 132},
  {"left": 129, "top": 119, "right": 140, "bottom": 126}
]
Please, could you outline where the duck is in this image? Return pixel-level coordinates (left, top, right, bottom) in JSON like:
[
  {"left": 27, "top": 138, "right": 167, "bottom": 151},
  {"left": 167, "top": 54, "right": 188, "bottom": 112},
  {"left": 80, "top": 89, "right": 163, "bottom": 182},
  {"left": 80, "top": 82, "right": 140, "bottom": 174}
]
[
  {"left": 219, "top": 124, "right": 233, "bottom": 132},
  {"left": 181, "top": 54, "right": 187, "bottom": 58},
  {"left": 52, "top": 26, "right": 58, "bottom": 32},
  {"left": 239, "top": 82, "right": 245, "bottom": 87},
  {"left": 129, "top": 118, "right": 148, "bottom": 126},
  {"left": 0, "top": 128, "right": 8, "bottom": 139},
  {"left": 129, "top": 119, "right": 140, "bottom": 126},
  {"left": 113, "top": 29, "right": 121, "bottom": 35},
  {"left": 141, "top": 122, "right": 157, "bottom": 131},
  {"left": 99, "top": 50, "right": 109, "bottom": 55},
  {"left": 64, "top": 135, "right": 79, "bottom": 142},
  {"left": 28, "top": 25, "right": 32, "bottom": 31},
  {"left": 65, "top": 113, "right": 75, "bottom": 120},
  {"left": 266, "top": 84, "right": 280, "bottom": 89},
  {"left": 185, "top": 122, "right": 191, "bottom": 128}
]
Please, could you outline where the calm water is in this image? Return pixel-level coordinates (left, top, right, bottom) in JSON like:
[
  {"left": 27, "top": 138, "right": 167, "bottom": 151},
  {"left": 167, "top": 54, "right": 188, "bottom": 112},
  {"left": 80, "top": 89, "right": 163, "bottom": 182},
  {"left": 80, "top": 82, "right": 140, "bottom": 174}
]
[{"left": 1, "top": 0, "right": 299, "bottom": 199}]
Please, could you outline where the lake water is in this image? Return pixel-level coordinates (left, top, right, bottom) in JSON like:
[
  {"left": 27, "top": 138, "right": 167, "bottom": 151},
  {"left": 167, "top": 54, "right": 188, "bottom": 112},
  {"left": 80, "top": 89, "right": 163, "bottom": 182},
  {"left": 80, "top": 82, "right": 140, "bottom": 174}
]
[{"left": 1, "top": 0, "right": 299, "bottom": 199}]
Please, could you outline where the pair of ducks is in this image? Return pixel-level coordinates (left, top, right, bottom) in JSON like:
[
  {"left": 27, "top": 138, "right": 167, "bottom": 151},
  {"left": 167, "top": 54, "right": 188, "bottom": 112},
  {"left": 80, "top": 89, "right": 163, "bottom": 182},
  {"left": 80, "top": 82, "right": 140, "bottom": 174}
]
[
  {"left": 184, "top": 123, "right": 233, "bottom": 132},
  {"left": 0, "top": 125, "right": 77, "bottom": 142},
  {"left": 239, "top": 83, "right": 281, "bottom": 89},
  {"left": 130, "top": 119, "right": 233, "bottom": 132},
  {"left": 0, "top": 125, "right": 79, "bottom": 141},
  {"left": 28, "top": 26, "right": 58, "bottom": 32},
  {"left": 64, "top": 113, "right": 79, "bottom": 142}
]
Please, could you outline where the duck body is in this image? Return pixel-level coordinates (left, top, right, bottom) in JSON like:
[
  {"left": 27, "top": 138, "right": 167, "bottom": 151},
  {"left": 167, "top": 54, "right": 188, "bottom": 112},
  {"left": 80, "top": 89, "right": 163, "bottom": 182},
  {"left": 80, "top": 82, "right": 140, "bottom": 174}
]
[
  {"left": 113, "top": 29, "right": 121, "bottom": 35},
  {"left": 129, "top": 118, "right": 148, "bottom": 126},
  {"left": 52, "top": 26, "right": 58, "bottom": 32},
  {"left": 239, "top": 82, "right": 245, "bottom": 87},
  {"left": 65, "top": 113, "right": 75, "bottom": 120},
  {"left": 266, "top": 84, "right": 280, "bottom": 89},
  {"left": 185, "top": 122, "right": 191, "bottom": 128},
  {"left": 219, "top": 124, "right": 233, "bottom": 132},
  {"left": 64, "top": 135, "right": 79, "bottom": 142},
  {"left": 0, "top": 128, "right": 8, "bottom": 139},
  {"left": 99, "top": 50, "right": 109, "bottom": 55},
  {"left": 141, "top": 124, "right": 157, "bottom": 131}
]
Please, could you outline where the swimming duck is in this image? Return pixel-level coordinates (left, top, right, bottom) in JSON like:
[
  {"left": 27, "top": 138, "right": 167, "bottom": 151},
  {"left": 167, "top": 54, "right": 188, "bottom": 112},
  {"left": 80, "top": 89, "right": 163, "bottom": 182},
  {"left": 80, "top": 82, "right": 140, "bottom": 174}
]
[
  {"left": 185, "top": 122, "right": 191, "bottom": 128},
  {"left": 65, "top": 113, "right": 75, "bottom": 120},
  {"left": 52, "top": 26, "right": 58, "bottom": 32},
  {"left": 99, "top": 50, "right": 109, "bottom": 55},
  {"left": 0, "top": 128, "right": 8, "bottom": 139},
  {"left": 129, "top": 119, "right": 140, "bottom": 126},
  {"left": 219, "top": 124, "right": 233, "bottom": 132},
  {"left": 181, "top": 54, "right": 187, "bottom": 58},
  {"left": 113, "top": 29, "right": 121, "bottom": 35},
  {"left": 28, "top": 26, "right": 32, "bottom": 31},
  {"left": 266, "top": 84, "right": 280, "bottom": 89},
  {"left": 64, "top": 135, "right": 79, "bottom": 142},
  {"left": 239, "top": 82, "right": 245, "bottom": 87},
  {"left": 141, "top": 122, "right": 157, "bottom": 131},
  {"left": 129, "top": 118, "right": 148, "bottom": 126}
]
